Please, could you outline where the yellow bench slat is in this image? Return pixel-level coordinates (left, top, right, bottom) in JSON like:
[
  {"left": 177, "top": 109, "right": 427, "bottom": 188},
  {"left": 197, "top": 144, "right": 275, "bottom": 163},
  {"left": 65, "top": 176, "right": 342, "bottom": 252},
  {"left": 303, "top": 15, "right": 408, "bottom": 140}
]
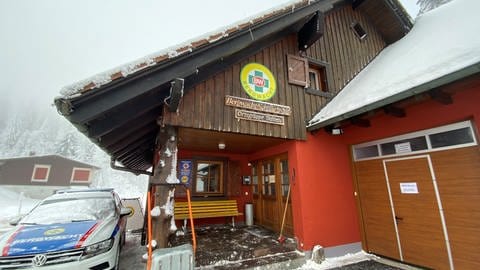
[{"left": 174, "top": 199, "right": 241, "bottom": 220}]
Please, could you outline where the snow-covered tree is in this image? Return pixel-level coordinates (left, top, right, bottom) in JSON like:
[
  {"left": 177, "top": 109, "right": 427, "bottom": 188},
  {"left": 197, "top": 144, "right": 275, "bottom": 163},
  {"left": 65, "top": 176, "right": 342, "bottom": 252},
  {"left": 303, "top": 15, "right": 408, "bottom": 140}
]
[
  {"left": 417, "top": 0, "right": 453, "bottom": 14},
  {"left": 54, "top": 131, "right": 78, "bottom": 158},
  {"left": 0, "top": 104, "right": 148, "bottom": 198}
]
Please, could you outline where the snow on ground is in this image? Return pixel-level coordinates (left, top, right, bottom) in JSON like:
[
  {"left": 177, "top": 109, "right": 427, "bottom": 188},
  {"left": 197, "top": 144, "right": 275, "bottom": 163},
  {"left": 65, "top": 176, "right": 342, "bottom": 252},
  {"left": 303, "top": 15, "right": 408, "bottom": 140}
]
[
  {"left": 298, "top": 251, "right": 370, "bottom": 269},
  {"left": 0, "top": 187, "right": 40, "bottom": 235}
]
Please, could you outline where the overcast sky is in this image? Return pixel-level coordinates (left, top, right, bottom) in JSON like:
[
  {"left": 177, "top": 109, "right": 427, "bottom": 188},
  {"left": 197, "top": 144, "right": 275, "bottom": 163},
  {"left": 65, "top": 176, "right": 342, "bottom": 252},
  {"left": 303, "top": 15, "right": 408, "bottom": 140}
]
[{"left": 0, "top": 0, "right": 419, "bottom": 112}]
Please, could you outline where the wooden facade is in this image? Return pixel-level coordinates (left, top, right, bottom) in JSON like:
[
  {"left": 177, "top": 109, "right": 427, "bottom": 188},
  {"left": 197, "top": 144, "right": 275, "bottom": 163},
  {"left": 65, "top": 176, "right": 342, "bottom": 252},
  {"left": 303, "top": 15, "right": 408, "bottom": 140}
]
[
  {"left": 163, "top": 4, "right": 385, "bottom": 141},
  {"left": 54, "top": 0, "right": 418, "bottom": 259}
]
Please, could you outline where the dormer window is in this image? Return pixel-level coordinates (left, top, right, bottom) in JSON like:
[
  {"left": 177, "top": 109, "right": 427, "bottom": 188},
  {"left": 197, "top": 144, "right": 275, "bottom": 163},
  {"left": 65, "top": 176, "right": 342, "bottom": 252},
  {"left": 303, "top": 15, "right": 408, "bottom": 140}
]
[
  {"left": 31, "top": 164, "right": 51, "bottom": 182},
  {"left": 351, "top": 21, "right": 367, "bottom": 40}
]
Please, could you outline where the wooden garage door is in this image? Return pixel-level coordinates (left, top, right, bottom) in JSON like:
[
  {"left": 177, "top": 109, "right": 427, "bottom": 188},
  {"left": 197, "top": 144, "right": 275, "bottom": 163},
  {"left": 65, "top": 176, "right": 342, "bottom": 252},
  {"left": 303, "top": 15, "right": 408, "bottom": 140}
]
[
  {"left": 384, "top": 156, "right": 451, "bottom": 270},
  {"left": 355, "top": 146, "right": 480, "bottom": 270},
  {"left": 430, "top": 147, "right": 480, "bottom": 270},
  {"left": 355, "top": 159, "right": 400, "bottom": 259}
]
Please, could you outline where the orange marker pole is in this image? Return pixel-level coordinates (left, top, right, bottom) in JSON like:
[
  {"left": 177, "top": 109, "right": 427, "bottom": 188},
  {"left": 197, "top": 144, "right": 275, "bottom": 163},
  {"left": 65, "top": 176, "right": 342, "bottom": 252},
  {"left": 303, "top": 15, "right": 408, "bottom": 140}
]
[
  {"left": 186, "top": 188, "right": 197, "bottom": 254},
  {"left": 147, "top": 191, "right": 153, "bottom": 270}
]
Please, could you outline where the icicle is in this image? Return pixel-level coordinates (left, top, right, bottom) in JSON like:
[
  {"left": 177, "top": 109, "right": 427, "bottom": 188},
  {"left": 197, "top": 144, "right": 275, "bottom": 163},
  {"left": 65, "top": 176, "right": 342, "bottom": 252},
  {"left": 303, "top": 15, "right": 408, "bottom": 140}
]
[
  {"left": 169, "top": 216, "right": 177, "bottom": 233},
  {"left": 151, "top": 206, "right": 161, "bottom": 217}
]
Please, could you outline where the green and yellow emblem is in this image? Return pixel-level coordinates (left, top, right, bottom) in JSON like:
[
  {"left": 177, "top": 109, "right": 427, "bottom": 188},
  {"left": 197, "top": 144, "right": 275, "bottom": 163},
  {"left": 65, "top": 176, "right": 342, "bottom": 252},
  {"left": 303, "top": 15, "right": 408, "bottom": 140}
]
[
  {"left": 240, "top": 63, "right": 277, "bottom": 101},
  {"left": 44, "top": 228, "right": 65, "bottom": 236}
]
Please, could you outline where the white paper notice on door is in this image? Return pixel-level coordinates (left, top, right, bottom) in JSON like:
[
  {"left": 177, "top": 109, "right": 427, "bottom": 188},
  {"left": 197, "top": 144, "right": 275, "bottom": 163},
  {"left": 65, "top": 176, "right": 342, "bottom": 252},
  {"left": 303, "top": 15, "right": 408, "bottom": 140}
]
[{"left": 400, "top": 182, "right": 419, "bottom": 194}]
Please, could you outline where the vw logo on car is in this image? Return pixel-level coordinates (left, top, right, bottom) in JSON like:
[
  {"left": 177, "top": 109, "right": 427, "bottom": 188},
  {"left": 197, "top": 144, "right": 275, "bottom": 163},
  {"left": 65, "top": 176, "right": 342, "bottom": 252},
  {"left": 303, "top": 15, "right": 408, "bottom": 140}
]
[{"left": 32, "top": 254, "right": 47, "bottom": 267}]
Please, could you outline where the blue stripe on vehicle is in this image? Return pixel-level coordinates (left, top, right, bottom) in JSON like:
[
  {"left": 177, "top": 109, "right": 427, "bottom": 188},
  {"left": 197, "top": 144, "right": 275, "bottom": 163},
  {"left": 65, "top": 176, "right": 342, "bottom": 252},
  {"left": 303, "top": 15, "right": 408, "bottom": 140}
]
[
  {"left": 6, "top": 221, "right": 97, "bottom": 256},
  {"left": 111, "top": 224, "right": 120, "bottom": 238}
]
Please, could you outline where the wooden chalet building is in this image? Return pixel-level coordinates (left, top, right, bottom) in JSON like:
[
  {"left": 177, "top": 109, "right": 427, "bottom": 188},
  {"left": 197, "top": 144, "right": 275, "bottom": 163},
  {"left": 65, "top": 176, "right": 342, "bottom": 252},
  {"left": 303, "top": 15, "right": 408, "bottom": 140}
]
[
  {"left": 0, "top": 155, "right": 98, "bottom": 199},
  {"left": 54, "top": 0, "right": 480, "bottom": 268}
]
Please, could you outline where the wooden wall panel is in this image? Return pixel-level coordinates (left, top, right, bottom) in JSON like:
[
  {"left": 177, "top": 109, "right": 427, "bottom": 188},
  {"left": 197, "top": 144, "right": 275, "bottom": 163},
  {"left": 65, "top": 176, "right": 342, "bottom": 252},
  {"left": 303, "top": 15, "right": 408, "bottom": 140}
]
[{"left": 163, "top": 4, "right": 385, "bottom": 140}]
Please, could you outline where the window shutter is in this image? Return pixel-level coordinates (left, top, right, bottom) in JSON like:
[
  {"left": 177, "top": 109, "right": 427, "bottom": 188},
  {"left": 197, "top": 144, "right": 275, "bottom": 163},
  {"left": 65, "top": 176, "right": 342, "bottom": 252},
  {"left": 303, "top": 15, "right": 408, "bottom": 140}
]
[
  {"left": 287, "top": 54, "right": 308, "bottom": 87},
  {"left": 31, "top": 164, "right": 51, "bottom": 182},
  {"left": 72, "top": 168, "right": 91, "bottom": 182},
  {"left": 33, "top": 167, "right": 48, "bottom": 180}
]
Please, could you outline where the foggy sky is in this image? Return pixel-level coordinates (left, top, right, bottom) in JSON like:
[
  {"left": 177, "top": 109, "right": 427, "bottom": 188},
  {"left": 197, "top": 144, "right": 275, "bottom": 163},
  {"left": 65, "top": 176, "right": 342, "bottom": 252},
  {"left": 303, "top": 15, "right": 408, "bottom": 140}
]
[{"left": 0, "top": 0, "right": 419, "bottom": 114}]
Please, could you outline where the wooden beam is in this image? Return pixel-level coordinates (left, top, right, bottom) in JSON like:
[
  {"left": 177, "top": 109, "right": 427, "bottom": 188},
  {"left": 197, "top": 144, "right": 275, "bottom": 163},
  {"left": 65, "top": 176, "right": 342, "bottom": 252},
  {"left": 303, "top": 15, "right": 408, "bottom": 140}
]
[
  {"left": 350, "top": 118, "right": 370, "bottom": 127},
  {"left": 429, "top": 89, "right": 453, "bottom": 105},
  {"left": 351, "top": 0, "right": 366, "bottom": 10},
  {"left": 383, "top": 105, "right": 406, "bottom": 118}
]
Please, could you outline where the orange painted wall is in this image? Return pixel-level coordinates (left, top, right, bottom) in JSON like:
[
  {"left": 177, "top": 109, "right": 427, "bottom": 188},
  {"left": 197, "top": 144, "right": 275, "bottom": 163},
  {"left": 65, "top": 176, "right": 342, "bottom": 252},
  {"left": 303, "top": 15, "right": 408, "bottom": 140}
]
[
  {"left": 247, "top": 139, "right": 361, "bottom": 251},
  {"left": 291, "top": 134, "right": 361, "bottom": 250}
]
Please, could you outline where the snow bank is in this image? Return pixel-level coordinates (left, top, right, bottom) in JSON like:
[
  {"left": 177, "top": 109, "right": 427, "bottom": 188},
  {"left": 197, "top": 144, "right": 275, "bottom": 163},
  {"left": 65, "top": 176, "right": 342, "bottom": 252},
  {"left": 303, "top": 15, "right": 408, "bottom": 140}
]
[{"left": 298, "top": 251, "right": 370, "bottom": 269}]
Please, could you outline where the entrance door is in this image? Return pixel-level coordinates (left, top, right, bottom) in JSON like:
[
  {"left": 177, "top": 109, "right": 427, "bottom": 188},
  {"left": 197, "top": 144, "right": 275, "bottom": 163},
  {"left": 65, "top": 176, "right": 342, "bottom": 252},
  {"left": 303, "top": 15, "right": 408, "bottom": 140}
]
[
  {"left": 251, "top": 154, "right": 293, "bottom": 235},
  {"left": 384, "top": 156, "right": 452, "bottom": 270}
]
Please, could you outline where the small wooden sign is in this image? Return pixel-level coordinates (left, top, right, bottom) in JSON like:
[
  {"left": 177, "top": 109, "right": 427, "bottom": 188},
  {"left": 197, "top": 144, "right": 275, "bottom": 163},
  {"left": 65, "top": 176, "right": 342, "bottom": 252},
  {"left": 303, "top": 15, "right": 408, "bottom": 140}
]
[
  {"left": 225, "top": 95, "right": 291, "bottom": 116},
  {"left": 235, "top": 109, "right": 285, "bottom": 126}
]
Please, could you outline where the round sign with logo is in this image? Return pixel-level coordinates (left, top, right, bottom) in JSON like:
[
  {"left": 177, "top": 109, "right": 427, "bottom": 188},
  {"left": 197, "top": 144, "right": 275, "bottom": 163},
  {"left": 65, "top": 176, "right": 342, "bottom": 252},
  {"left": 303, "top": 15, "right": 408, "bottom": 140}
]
[
  {"left": 44, "top": 228, "right": 65, "bottom": 236},
  {"left": 240, "top": 63, "right": 277, "bottom": 101}
]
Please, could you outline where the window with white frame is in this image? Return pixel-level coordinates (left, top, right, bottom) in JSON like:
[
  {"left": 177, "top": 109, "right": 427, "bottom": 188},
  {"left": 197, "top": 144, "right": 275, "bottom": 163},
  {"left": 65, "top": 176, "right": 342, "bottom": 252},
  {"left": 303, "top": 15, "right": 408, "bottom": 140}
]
[
  {"left": 353, "top": 121, "right": 477, "bottom": 161},
  {"left": 70, "top": 167, "right": 92, "bottom": 183},
  {"left": 31, "top": 164, "right": 51, "bottom": 182}
]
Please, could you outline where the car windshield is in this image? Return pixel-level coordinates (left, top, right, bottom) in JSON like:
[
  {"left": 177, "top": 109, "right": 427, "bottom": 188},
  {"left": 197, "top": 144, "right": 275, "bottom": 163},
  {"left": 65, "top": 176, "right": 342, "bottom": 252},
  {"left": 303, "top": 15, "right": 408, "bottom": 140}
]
[{"left": 20, "top": 196, "right": 116, "bottom": 225}]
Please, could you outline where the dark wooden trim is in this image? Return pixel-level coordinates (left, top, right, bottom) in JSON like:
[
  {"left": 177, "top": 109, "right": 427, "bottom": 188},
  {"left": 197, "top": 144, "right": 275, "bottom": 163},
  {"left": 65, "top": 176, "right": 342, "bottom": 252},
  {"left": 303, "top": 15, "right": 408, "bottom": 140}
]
[
  {"left": 88, "top": 106, "right": 161, "bottom": 139},
  {"left": 383, "top": 105, "right": 406, "bottom": 118},
  {"left": 305, "top": 88, "right": 335, "bottom": 98},
  {"left": 350, "top": 118, "right": 371, "bottom": 127},
  {"left": 351, "top": 0, "right": 366, "bottom": 10},
  {"left": 429, "top": 89, "right": 453, "bottom": 105}
]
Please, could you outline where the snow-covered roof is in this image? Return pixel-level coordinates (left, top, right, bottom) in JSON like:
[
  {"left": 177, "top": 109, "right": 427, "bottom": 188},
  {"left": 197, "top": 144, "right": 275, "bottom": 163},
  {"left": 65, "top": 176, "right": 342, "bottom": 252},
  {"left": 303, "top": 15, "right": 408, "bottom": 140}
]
[
  {"left": 308, "top": 0, "right": 480, "bottom": 129},
  {"left": 60, "top": 0, "right": 315, "bottom": 98}
]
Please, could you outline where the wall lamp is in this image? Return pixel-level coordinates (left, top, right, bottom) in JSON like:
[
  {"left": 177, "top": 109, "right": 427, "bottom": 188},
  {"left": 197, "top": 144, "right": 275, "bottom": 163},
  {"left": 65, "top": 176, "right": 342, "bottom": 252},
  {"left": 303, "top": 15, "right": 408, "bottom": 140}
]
[{"left": 218, "top": 142, "right": 226, "bottom": 150}]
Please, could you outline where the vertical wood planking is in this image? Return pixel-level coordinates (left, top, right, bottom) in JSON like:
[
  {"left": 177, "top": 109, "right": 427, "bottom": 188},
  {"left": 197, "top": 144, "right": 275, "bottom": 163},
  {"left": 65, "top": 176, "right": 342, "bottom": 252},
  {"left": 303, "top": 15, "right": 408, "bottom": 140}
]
[
  {"left": 282, "top": 37, "right": 295, "bottom": 138},
  {"left": 224, "top": 66, "right": 233, "bottom": 132},
  {"left": 268, "top": 39, "right": 281, "bottom": 138},
  {"left": 275, "top": 41, "right": 287, "bottom": 139},
  {"left": 214, "top": 72, "right": 225, "bottom": 131},
  {"left": 162, "top": 5, "right": 385, "bottom": 141},
  {"left": 232, "top": 62, "right": 241, "bottom": 133},
  {"left": 287, "top": 35, "right": 303, "bottom": 140}
]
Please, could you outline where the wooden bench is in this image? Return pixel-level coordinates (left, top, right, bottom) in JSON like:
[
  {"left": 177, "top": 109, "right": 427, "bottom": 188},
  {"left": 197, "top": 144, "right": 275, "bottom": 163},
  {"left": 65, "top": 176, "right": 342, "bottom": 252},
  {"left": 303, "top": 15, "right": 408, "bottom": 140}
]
[{"left": 174, "top": 200, "right": 242, "bottom": 229}]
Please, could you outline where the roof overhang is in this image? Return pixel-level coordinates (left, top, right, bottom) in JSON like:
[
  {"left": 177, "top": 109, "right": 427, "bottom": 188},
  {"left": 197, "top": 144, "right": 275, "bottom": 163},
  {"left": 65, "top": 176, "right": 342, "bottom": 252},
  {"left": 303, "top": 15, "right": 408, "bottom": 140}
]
[
  {"left": 54, "top": 0, "right": 338, "bottom": 173},
  {"left": 307, "top": 62, "right": 480, "bottom": 131}
]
